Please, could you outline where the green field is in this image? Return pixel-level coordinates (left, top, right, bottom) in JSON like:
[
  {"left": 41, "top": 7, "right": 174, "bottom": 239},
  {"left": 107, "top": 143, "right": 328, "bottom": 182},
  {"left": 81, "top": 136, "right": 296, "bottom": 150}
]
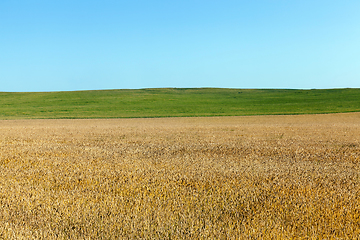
[{"left": 0, "top": 88, "right": 359, "bottom": 119}]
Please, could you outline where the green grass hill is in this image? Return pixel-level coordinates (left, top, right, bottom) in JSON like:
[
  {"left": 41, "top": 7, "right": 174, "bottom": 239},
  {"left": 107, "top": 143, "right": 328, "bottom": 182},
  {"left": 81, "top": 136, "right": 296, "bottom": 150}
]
[{"left": 0, "top": 88, "right": 359, "bottom": 119}]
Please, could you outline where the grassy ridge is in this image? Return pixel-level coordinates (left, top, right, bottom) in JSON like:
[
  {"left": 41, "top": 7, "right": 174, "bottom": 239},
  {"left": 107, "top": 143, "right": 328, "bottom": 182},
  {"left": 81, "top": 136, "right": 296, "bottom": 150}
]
[{"left": 0, "top": 88, "right": 359, "bottom": 119}]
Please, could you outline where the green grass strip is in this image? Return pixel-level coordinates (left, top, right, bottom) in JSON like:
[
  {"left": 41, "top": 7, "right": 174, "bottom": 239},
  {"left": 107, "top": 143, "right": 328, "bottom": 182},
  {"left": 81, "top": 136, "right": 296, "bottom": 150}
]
[{"left": 0, "top": 88, "right": 359, "bottom": 119}]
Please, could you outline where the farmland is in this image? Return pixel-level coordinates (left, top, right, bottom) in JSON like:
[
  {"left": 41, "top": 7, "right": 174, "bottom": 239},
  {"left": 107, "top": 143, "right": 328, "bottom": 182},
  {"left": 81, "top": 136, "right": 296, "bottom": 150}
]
[
  {"left": 1, "top": 88, "right": 360, "bottom": 119},
  {"left": 0, "top": 113, "right": 359, "bottom": 239}
]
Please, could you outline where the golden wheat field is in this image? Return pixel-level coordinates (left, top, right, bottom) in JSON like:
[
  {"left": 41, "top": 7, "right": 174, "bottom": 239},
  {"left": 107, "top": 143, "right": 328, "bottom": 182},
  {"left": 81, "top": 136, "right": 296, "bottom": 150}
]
[{"left": 0, "top": 113, "right": 360, "bottom": 239}]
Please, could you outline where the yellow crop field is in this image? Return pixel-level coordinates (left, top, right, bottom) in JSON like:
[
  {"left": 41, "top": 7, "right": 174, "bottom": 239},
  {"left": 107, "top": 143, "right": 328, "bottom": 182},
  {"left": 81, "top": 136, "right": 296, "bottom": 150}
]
[{"left": 0, "top": 113, "right": 359, "bottom": 239}]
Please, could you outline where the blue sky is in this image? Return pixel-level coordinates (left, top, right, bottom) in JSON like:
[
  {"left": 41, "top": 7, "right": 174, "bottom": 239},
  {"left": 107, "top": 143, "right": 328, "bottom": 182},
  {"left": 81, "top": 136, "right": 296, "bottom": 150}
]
[{"left": 1, "top": 0, "right": 360, "bottom": 92}]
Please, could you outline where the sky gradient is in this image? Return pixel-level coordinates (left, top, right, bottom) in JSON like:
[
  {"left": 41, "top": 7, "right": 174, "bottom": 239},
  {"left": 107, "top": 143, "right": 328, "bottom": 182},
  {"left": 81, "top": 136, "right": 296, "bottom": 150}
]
[{"left": 1, "top": 0, "right": 360, "bottom": 92}]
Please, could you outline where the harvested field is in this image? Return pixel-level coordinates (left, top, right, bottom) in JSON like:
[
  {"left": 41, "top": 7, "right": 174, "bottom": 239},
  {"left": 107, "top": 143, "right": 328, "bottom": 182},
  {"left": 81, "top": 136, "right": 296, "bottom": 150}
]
[{"left": 0, "top": 113, "right": 360, "bottom": 239}]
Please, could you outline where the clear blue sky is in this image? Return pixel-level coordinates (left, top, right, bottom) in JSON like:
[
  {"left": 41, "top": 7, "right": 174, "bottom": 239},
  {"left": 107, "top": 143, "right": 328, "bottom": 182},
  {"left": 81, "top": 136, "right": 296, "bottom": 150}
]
[{"left": 1, "top": 0, "right": 359, "bottom": 92}]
